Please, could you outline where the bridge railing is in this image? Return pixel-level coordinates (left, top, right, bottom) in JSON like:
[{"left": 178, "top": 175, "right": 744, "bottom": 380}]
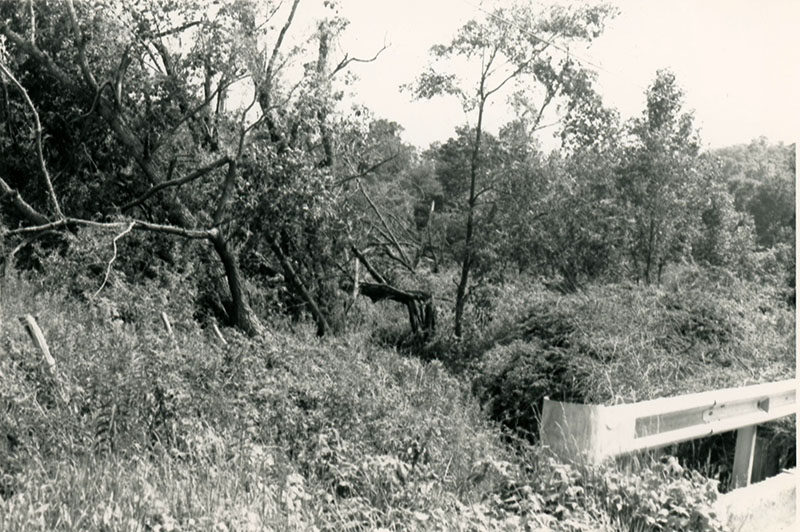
[{"left": 540, "top": 379, "right": 796, "bottom": 488}]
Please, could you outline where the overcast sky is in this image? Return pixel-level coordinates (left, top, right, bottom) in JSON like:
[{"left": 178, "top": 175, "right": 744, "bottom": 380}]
[{"left": 312, "top": 0, "right": 800, "bottom": 151}]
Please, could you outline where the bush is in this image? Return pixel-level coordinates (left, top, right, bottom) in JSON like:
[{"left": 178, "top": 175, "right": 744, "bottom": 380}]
[
  {"left": 472, "top": 266, "right": 795, "bottom": 492},
  {"left": 476, "top": 340, "right": 589, "bottom": 438},
  {"left": 548, "top": 456, "right": 729, "bottom": 532}
]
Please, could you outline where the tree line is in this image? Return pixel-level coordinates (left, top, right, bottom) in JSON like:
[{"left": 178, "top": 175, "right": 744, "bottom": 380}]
[{"left": 0, "top": 0, "right": 794, "bottom": 340}]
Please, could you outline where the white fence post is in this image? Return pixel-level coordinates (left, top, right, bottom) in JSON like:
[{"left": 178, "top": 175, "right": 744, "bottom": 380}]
[{"left": 212, "top": 322, "right": 227, "bottom": 345}]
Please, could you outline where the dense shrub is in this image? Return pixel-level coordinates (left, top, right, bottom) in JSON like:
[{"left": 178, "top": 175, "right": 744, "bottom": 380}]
[
  {"left": 471, "top": 268, "right": 795, "bottom": 488},
  {"left": 531, "top": 455, "right": 728, "bottom": 532}
]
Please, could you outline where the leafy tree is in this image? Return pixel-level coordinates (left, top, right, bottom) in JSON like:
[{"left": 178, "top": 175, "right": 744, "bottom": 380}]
[
  {"left": 712, "top": 137, "right": 795, "bottom": 248},
  {"left": 617, "top": 69, "right": 702, "bottom": 284},
  {"left": 0, "top": 0, "right": 374, "bottom": 336},
  {"left": 410, "top": 1, "right": 616, "bottom": 336},
  {"left": 690, "top": 155, "right": 757, "bottom": 271},
  {"left": 528, "top": 72, "right": 623, "bottom": 289}
]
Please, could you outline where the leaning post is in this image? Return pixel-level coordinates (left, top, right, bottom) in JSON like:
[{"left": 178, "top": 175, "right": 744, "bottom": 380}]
[
  {"left": 19, "top": 314, "right": 56, "bottom": 376},
  {"left": 161, "top": 311, "right": 174, "bottom": 338}
]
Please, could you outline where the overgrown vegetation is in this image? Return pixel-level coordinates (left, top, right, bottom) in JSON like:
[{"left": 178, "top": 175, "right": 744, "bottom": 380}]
[
  {"left": 1, "top": 270, "right": 742, "bottom": 531},
  {"left": 0, "top": 0, "right": 795, "bottom": 530}
]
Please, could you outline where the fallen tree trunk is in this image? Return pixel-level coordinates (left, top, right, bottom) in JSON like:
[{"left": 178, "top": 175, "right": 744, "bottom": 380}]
[
  {"left": 351, "top": 246, "right": 435, "bottom": 335},
  {"left": 359, "top": 281, "right": 435, "bottom": 335}
]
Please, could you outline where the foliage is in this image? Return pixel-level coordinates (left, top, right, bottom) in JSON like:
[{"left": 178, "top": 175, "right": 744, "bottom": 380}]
[
  {"left": 689, "top": 158, "right": 757, "bottom": 272},
  {"left": 712, "top": 137, "right": 795, "bottom": 248},
  {"left": 409, "top": 0, "right": 617, "bottom": 335},
  {"left": 616, "top": 70, "right": 703, "bottom": 284},
  {"left": 474, "top": 265, "right": 795, "bottom": 437},
  {"left": 7, "top": 264, "right": 772, "bottom": 531},
  {"left": 0, "top": 272, "right": 603, "bottom": 530}
]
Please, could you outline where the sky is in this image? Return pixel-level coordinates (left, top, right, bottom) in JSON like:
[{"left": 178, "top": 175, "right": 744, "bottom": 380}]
[{"left": 307, "top": 0, "right": 800, "bottom": 151}]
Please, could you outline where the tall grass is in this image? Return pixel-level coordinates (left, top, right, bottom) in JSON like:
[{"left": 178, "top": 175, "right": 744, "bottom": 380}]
[{"left": 1, "top": 265, "right": 768, "bottom": 530}]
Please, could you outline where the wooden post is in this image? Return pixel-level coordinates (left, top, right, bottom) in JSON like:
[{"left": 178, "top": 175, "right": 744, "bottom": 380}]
[
  {"left": 751, "top": 435, "right": 780, "bottom": 483},
  {"left": 212, "top": 322, "right": 227, "bottom": 345},
  {"left": 731, "top": 425, "right": 758, "bottom": 489},
  {"left": 19, "top": 314, "right": 56, "bottom": 376},
  {"left": 161, "top": 311, "right": 174, "bottom": 338}
]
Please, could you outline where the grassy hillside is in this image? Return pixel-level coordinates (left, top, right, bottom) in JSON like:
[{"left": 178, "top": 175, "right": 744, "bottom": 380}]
[{"left": 0, "top": 266, "right": 793, "bottom": 531}]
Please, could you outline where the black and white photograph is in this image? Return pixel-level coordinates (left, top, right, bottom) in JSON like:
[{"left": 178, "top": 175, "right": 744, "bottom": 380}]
[{"left": 0, "top": 0, "right": 796, "bottom": 530}]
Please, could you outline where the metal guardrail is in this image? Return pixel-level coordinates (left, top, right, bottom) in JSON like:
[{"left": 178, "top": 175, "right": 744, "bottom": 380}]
[{"left": 540, "top": 379, "right": 797, "bottom": 488}]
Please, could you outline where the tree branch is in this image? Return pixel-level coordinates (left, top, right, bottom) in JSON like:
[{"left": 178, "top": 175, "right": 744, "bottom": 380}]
[
  {"left": 257, "top": 0, "right": 301, "bottom": 133},
  {"left": 269, "top": 233, "right": 330, "bottom": 337},
  {"left": 357, "top": 179, "right": 414, "bottom": 270},
  {"left": 65, "top": 0, "right": 99, "bottom": 90},
  {"left": 120, "top": 156, "right": 232, "bottom": 212},
  {"left": 212, "top": 159, "right": 238, "bottom": 225},
  {"left": 267, "top": 0, "right": 301, "bottom": 80},
  {"left": 350, "top": 245, "right": 386, "bottom": 284},
  {"left": 150, "top": 20, "right": 202, "bottom": 39},
  {"left": 93, "top": 221, "right": 135, "bottom": 297},
  {"left": 153, "top": 75, "right": 245, "bottom": 155},
  {"left": 113, "top": 44, "right": 132, "bottom": 107},
  {"left": 0, "top": 62, "right": 63, "bottom": 219},
  {"left": 336, "top": 154, "right": 398, "bottom": 185},
  {"left": 474, "top": 184, "right": 496, "bottom": 201},
  {"left": 7, "top": 217, "right": 214, "bottom": 240},
  {"left": 0, "top": 23, "right": 76, "bottom": 90},
  {"left": 0, "top": 176, "right": 49, "bottom": 226},
  {"left": 330, "top": 41, "right": 389, "bottom": 79},
  {"left": 6, "top": 18, "right": 162, "bottom": 186}
]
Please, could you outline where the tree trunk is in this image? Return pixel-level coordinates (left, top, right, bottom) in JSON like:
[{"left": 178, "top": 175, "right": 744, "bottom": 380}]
[
  {"left": 316, "top": 28, "right": 336, "bottom": 169},
  {"left": 644, "top": 217, "right": 655, "bottom": 285},
  {"left": 269, "top": 237, "right": 330, "bottom": 337},
  {"left": 454, "top": 99, "right": 485, "bottom": 338},
  {"left": 210, "top": 231, "right": 262, "bottom": 336}
]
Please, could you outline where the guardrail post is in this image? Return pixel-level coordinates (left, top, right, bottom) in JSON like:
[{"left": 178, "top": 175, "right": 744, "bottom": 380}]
[{"left": 731, "top": 425, "right": 757, "bottom": 488}]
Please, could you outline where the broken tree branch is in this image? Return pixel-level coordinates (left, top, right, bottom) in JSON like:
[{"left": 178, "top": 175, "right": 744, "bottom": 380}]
[
  {"left": 350, "top": 245, "right": 386, "bottom": 284},
  {"left": 269, "top": 235, "right": 330, "bottom": 337},
  {"left": 0, "top": 62, "right": 63, "bottom": 219},
  {"left": 93, "top": 221, "right": 135, "bottom": 298},
  {"left": 0, "top": 176, "right": 50, "bottom": 225},
  {"left": 7, "top": 217, "right": 214, "bottom": 240}
]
